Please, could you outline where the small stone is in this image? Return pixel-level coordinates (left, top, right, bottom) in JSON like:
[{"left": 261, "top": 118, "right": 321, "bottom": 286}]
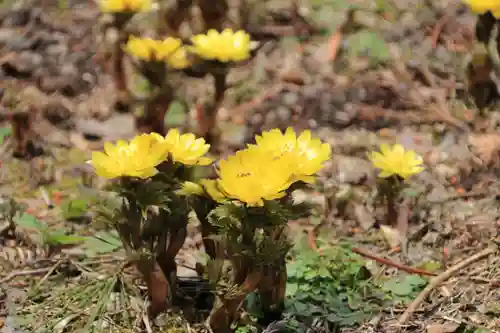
[
  {"left": 2, "top": 51, "right": 42, "bottom": 77},
  {"left": 276, "top": 106, "right": 291, "bottom": 122},
  {"left": 0, "top": 28, "right": 21, "bottom": 45},
  {"left": 45, "top": 44, "right": 68, "bottom": 57},
  {"left": 3, "top": 9, "right": 31, "bottom": 27},
  {"left": 264, "top": 110, "right": 277, "bottom": 125},
  {"left": 282, "top": 92, "right": 299, "bottom": 106},
  {"left": 434, "top": 164, "right": 457, "bottom": 180},
  {"left": 422, "top": 231, "right": 439, "bottom": 246},
  {"left": 353, "top": 204, "right": 376, "bottom": 230},
  {"left": 335, "top": 156, "right": 374, "bottom": 184}
]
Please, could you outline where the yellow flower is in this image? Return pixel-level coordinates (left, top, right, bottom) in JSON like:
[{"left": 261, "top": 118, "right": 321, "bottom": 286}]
[
  {"left": 124, "top": 36, "right": 183, "bottom": 62},
  {"left": 251, "top": 127, "right": 331, "bottom": 183},
  {"left": 154, "top": 129, "right": 213, "bottom": 166},
  {"left": 215, "top": 147, "right": 294, "bottom": 206},
  {"left": 90, "top": 133, "right": 170, "bottom": 179},
  {"left": 462, "top": 0, "right": 500, "bottom": 18},
  {"left": 199, "top": 179, "right": 227, "bottom": 202},
  {"left": 167, "top": 47, "right": 191, "bottom": 69},
  {"left": 368, "top": 144, "right": 424, "bottom": 179},
  {"left": 99, "top": 0, "right": 151, "bottom": 13},
  {"left": 190, "top": 29, "right": 251, "bottom": 63},
  {"left": 175, "top": 179, "right": 227, "bottom": 202}
]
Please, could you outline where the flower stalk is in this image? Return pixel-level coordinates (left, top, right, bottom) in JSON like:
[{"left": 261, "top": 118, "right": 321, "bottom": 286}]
[
  {"left": 462, "top": 0, "right": 500, "bottom": 109},
  {"left": 368, "top": 144, "right": 424, "bottom": 230}
]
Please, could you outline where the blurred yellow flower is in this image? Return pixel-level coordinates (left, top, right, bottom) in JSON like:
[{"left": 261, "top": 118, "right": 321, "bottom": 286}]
[
  {"left": 99, "top": 0, "right": 151, "bottom": 13},
  {"left": 125, "top": 36, "right": 183, "bottom": 62},
  {"left": 215, "top": 147, "right": 294, "bottom": 206},
  {"left": 167, "top": 47, "right": 191, "bottom": 69},
  {"left": 153, "top": 129, "right": 213, "bottom": 166},
  {"left": 462, "top": 0, "right": 500, "bottom": 18},
  {"left": 251, "top": 127, "right": 331, "bottom": 183},
  {"left": 190, "top": 29, "right": 251, "bottom": 63},
  {"left": 90, "top": 133, "right": 170, "bottom": 179},
  {"left": 368, "top": 144, "right": 424, "bottom": 179}
]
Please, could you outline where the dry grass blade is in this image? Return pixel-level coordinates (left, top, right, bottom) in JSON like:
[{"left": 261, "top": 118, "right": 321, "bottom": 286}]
[{"left": 397, "top": 246, "right": 497, "bottom": 327}]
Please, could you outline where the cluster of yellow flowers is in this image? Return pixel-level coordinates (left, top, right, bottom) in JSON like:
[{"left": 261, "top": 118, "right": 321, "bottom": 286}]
[
  {"left": 99, "top": 0, "right": 252, "bottom": 65},
  {"left": 91, "top": 129, "right": 212, "bottom": 179},
  {"left": 462, "top": 0, "right": 500, "bottom": 18},
  {"left": 125, "top": 29, "right": 252, "bottom": 67},
  {"left": 90, "top": 126, "right": 424, "bottom": 206},
  {"left": 193, "top": 128, "right": 332, "bottom": 206}
]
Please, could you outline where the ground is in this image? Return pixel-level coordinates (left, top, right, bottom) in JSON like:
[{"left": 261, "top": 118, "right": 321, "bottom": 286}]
[{"left": 0, "top": 0, "right": 500, "bottom": 332}]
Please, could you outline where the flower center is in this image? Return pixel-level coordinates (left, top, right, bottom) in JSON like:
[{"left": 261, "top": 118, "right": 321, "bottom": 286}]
[{"left": 237, "top": 172, "right": 252, "bottom": 178}]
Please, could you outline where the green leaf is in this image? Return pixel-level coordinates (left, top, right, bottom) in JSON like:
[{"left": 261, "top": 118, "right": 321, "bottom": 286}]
[
  {"left": 347, "top": 31, "right": 391, "bottom": 65},
  {"left": 14, "top": 212, "right": 47, "bottom": 231},
  {"left": 165, "top": 100, "right": 187, "bottom": 126},
  {"left": 60, "top": 199, "right": 89, "bottom": 220},
  {"left": 404, "top": 275, "right": 428, "bottom": 287},
  {"left": 382, "top": 279, "right": 411, "bottom": 296},
  {"left": 402, "top": 188, "right": 420, "bottom": 198},
  {"left": 292, "top": 302, "right": 312, "bottom": 316},
  {"left": 338, "top": 311, "right": 369, "bottom": 326},
  {"left": 13, "top": 212, "right": 85, "bottom": 246},
  {"left": 0, "top": 126, "right": 12, "bottom": 145},
  {"left": 43, "top": 231, "right": 87, "bottom": 246},
  {"left": 286, "top": 282, "right": 298, "bottom": 297},
  {"left": 382, "top": 275, "right": 427, "bottom": 297},
  {"left": 135, "top": 76, "right": 152, "bottom": 94},
  {"left": 80, "top": 231, "right": 122, "bottom": 257},
  {"left": 474, "top": 328, "right": 492, "bottom": 333}
]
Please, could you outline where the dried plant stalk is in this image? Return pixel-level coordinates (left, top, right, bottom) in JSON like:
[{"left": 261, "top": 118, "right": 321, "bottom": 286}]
[
  {"left": 136, "top": 259, "right": 171, "bottom": 316},
  {"left": 198, "top": 0, "right": 228, "bottom": 31},
  {"left": 198, "top": 72, "right": 226, "bottom": 147},
  {"left": 136, "top": 89, "right": 173, "bottom": 135},
  {"left": 258, "top": 264, "right": 286, "bottom": 325},
  {"left": 11, "top": 111, "right": 35, "bottom": 159},
  {"left": 209, "top": 271, "right": 262, "bottom": 333},
  {"left": 159, "top": 0, "right": 195, "bottom": 36}
]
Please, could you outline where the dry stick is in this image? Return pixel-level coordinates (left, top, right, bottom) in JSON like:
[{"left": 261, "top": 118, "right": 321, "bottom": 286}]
[
  {"left": 397, "top": 246, "right": 497, "bottom": 326},
  {"left": 307, "top": 230, "right": 436, "bottom": 277},
  {"left": 430, "top": 14, "right": 450, "bottom": 48},
  {"left": 0, "top": 267, "right": 54, "bottom": 284}
]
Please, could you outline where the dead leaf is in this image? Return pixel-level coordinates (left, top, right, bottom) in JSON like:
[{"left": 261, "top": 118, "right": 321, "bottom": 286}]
[
  {"left": 352, "top": 203, "right": 375, "bottom": 230},
  {"left": 327, "top": 9, "right": 356, "bottom": 62},
  {"left": 426, "top": 323, "right": 460, "bottom": 333},
  {"left": 468, "top": 133, "right": 500, "bottom": 166},
  {"left": 380, "top": 225, "right": 401, "bottom": 249}
]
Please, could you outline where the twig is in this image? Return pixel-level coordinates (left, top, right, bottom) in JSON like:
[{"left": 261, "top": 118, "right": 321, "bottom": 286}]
[
  {"left": 39, "top": 186, "right": 53, "bottom": 209},
  {"left": 423, "top": 189, "right": 497, "bottom": 204},
  {"left": 142, "top": 311, "right": 153, "bottom": 333},
  {"left": 307, "top": 229, "right": 436, "bottom": 277},
  {"left": 351, "top": 247, "right": 436, "bottom": 277},
  {"left": 430, "top": 15, "right": 450, "bottom": 48},
  {"left": 0, "top": 267, "right": 54, "bottom": 284},
  {"left": 397, "top": 246, "right": 497, "bottom": 326}
]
